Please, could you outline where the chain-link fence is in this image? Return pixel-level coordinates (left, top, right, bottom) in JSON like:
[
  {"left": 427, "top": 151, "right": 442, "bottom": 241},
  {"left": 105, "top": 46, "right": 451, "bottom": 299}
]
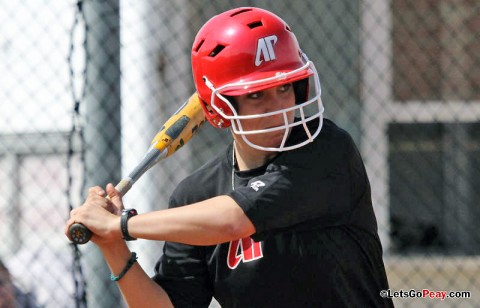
[{"left": 0, "top": 0, "right": 479, "bottom": 307}]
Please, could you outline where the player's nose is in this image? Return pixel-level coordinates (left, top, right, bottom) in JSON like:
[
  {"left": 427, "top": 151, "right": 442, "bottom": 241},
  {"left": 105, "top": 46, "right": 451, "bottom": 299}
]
[{"left": 262, "top": 91, "right": 283, "bottom": 113}]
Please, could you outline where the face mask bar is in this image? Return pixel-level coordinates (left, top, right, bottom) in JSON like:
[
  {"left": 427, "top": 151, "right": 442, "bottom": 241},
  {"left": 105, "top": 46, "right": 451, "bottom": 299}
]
[{"left": 203, "top": 59, "right": 325, "bottom": 152}]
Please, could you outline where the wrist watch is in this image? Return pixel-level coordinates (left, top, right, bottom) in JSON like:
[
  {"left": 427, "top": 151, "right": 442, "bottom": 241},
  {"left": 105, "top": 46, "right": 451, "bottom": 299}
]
[{"left": 121, "top": 208, "right": 138, "bottom": 241}]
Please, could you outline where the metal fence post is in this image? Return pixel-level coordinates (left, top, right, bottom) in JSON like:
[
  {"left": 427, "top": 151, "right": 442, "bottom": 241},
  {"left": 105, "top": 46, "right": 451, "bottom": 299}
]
[{"left": 82, "top": 0, "right": 122, "bottom": 306}]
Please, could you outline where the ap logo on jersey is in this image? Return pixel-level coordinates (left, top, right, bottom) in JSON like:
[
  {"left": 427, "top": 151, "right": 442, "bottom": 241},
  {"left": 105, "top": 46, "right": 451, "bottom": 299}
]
[{"left": 255, "top": 35, "right": 278, "bottom": 66}]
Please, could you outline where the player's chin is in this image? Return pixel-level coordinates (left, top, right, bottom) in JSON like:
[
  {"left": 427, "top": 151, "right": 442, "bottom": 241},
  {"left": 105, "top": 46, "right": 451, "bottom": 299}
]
[{"left": 251, "top": 129, "right": 290, "bottom": 149}]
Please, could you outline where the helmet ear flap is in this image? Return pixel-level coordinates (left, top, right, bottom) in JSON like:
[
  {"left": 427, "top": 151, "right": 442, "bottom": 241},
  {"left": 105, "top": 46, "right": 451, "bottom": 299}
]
[
  {"left": 198, "top": 98, "right": 232, "bottom": 128},
  {"left": 293, "top": 78, "right": 309, "bottom": 104},
  {"left": 199, "top": 99, "right": 222, "bottom": 128}
]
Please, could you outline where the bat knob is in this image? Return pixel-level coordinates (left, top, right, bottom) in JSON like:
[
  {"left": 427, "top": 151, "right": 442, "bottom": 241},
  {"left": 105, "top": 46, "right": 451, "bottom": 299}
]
[{"left": 69, "top": 223, "right": 92, "bottom": 244}]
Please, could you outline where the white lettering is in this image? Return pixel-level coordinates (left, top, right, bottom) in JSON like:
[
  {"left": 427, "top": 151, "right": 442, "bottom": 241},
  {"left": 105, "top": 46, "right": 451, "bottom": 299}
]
[{"left": 255, "top": 35, "right": 278, "bottom": 66}]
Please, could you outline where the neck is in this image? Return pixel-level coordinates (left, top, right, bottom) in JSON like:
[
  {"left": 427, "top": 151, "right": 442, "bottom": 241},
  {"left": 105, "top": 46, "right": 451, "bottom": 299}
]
[{"left": 233, "top": 141, "right": 277, "bottom": 171}]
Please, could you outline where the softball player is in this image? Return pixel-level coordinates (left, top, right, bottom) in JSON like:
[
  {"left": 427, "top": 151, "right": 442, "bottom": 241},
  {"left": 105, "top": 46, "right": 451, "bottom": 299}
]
[{"left": 66, "top": 7, "right": 393, "bottom": 307}]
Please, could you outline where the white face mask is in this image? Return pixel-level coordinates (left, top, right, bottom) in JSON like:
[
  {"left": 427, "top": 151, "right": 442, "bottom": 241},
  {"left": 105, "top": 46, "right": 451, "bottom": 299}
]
[{"left": 204, "top": 60, "right": 324, "bottom": 152}]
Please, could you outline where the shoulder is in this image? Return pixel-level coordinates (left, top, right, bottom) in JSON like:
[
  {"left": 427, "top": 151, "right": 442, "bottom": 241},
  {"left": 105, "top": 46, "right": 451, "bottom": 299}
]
[
  {"left": 169, "top": 144, "right": 230, "bottom": 207},
  {"left": 289, "top": 117, "right": 355, "bottom": 151},
  {"left": 271, "top": 118, "right": 364, "bottom": 179},
  {"left": 318, "top": 118, "right": 355, "bottom": 146},
  {"left": 318, "top": 119, "right": 365, "bottom": 168},
  {"left": 309, "top": 119, "right": 360, "bottom": 161},
  {"left": 289, "top": 118, "right": 358, "bottom": 159}
]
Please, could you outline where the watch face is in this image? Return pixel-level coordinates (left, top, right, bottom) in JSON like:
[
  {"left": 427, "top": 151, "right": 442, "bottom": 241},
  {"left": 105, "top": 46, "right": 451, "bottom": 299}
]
[{"left": 123, "top": 209, "right": 137, "bottom": 216}]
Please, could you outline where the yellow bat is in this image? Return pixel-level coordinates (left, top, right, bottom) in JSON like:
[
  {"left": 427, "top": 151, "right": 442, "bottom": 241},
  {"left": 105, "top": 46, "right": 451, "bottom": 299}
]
[{"left": 69, "top": 92, "right": 206, "bottom": 244}]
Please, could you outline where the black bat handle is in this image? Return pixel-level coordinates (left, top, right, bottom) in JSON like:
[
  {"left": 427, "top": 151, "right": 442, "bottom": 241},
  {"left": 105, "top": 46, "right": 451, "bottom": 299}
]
[{"left": 69, "top": 223, "right": 92, "bottom": 244}]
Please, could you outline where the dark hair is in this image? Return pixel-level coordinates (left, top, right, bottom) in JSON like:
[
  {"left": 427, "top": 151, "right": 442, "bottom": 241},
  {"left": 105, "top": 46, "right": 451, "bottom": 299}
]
[
  {"left": 293, "top": 78, "right": 309, "bottom": 104},
  {"left": 224, "top": 95, "right": 237, "bottom": 111}
]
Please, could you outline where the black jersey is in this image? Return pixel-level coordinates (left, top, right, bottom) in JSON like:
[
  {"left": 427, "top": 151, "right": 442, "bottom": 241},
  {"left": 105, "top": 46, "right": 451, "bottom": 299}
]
[{"left": 153, "top": 119, "right": 393, "bottom": 308}]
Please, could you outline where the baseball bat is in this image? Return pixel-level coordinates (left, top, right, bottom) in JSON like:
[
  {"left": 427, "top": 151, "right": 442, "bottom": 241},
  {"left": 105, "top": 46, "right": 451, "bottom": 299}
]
[{"left": 69, "top": 92, "right": 206, "bottom": 244}]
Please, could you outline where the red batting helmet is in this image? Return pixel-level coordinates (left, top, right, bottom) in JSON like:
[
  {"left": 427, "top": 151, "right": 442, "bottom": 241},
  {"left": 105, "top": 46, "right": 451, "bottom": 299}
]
[{"left": 191, "top": 7, "right": 324, "bottom": 151}]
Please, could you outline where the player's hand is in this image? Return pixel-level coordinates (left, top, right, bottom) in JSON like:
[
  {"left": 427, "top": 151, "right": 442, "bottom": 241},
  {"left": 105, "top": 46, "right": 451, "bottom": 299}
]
[{"left": 65, "top": 184, "right": 123, "bottom": 244}]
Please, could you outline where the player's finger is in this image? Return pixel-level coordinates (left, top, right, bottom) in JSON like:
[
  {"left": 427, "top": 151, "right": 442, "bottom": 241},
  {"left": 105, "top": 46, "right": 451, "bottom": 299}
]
[
  {"left": 64, "top": 219, "right": 71, "bottom": 237},
  {"left": 88, "top": 186, "right": 105, "bottom": 197},
  {"left": 64, "top": 214, "right": 79, "bottom": 239},
  {"left": 106, "top": 183, "right": 123, "bottom": 214}
]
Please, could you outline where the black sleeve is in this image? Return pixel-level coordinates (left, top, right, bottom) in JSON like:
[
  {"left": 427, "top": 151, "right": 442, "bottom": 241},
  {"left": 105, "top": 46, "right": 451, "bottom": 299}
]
[
  {"left": 152, "top": 197, "right": 213, "bottom": 308},
  {"left": 227, "top": 128, "right": 366, "bottom": 240}
]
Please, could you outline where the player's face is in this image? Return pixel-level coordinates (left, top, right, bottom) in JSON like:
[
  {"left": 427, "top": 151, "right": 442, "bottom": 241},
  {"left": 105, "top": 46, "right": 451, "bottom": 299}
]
[{"left": 233, "top": 83, "right": 296, "bottom": 149}]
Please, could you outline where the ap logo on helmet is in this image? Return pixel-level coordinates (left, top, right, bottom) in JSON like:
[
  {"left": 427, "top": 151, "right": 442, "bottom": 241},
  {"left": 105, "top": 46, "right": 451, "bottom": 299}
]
[{"left": 255, "top": 35, "right": 278, "bottom": 66}]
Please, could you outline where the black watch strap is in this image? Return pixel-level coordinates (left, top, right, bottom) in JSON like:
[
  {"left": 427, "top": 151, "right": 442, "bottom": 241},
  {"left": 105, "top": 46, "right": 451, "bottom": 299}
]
[{"left": 121, "top": 209, "right": 138, "bottom": 241}]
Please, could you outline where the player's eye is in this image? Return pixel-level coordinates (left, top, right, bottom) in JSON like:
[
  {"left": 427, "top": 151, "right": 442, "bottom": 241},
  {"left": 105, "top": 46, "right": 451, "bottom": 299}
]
[
  {"left": 278, "top": 83, "right": 292, "bottom": 93},
  {"left": 246, "top": 91, "right": 262, "bottom": 99}
]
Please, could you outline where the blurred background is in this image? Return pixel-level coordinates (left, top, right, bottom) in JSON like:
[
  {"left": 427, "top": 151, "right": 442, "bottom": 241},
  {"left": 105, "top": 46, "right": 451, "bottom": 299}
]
[{"left": 0, "top": 0, "right": 478, "bottom": 307}]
